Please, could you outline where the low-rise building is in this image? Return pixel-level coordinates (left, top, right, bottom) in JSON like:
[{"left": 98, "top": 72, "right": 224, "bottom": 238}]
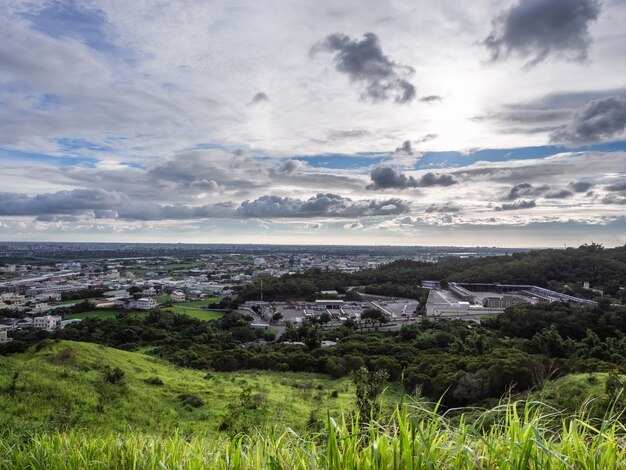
[
  {"left": 33, "top": 315, "right": 62, "bottom": 331},
  {"left": 135, "top": 297, "right": 157, "bottom": 310},
  {"left": 171, "top": 291, "right": 186, "bottom": 302},
  {"left": 0, "top": 325, "right": 12, "bottom": 343}
]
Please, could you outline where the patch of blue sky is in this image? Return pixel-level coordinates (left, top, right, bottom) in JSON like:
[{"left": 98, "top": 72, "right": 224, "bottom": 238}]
[
  {"left": 414, "top": 141, "right": 626, "bottom": 169},
  {"left": 0, "top": 148, "right": 99, "bottom": 168},
  {"left": 295, "top": 141, "right": 626, "bottom": 171},
  {"left": 183, "top": 142, "right": 230, "bottom": 152},
  {"left": 57, "top": 138, "right": 113, "bottom": 153},
  {"left": 20, "top": 0, "right": 133, "bottom": 63},
  {"left": 296, "top": 153, "right": 385, "bottom": 169},
  {"left": 38, "top": 93, "right": 63, "bottom": 109}
]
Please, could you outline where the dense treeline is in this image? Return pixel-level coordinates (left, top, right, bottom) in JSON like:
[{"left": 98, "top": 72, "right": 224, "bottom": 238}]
[{"left": 4, "top": 301, "right": 625, "bottom": 407}]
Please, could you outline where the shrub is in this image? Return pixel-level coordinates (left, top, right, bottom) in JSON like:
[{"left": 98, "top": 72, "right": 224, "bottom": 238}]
[
  {"left": 144, "top": 376, "right": 164, "bottom": 386},
  {"left": 102, "top": 367, "right": 125, "bottom": 385},
  {"left": 48, "top": 348, "right": 77, "bottom": 366},
  {"left": 178, "top": 393, "right": 204, "bottom": 409}
]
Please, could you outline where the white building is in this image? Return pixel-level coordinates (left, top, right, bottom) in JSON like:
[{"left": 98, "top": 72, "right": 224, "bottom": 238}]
[
  {"left": 0, "top": 325, "right": 12, "bottom": 343},
  {"left": 253, "top": 257, "right": 266, "bottom": 266},
  {"left": 135, "top": 298, "right": 157, "bottom": 310},
  {"left": 171, "top": 291, "right": 186, "bottom": 302},
  {"left": 33, "top": 315, "right": 62, "bottom": 331}
]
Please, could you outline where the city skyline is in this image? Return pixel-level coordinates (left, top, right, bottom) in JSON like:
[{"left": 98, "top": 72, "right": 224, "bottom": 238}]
[{"left": 1, "top": 0, "right": 626, "bottom": 246}]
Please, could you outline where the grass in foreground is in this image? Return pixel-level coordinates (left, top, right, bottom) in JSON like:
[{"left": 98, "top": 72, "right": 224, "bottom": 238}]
[{"left": 0, "top": 401, "right": 624, "bottom": 469}]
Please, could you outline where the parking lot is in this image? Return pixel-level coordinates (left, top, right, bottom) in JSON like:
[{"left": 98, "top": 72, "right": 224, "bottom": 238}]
[{"left": 266, "top": 298, "right": 419, "bottom": 324}]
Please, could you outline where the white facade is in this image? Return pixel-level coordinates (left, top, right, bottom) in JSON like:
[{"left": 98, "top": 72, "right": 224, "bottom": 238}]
[
  {"left": 135, "top": 298, "right": 157, "bottom": 310},
  {"left": 33, "top": 315, "right": 62, "bottom": 331},
  {"left": 0, "top": 326, "right": 12, "bottom": 343},
  {"left": 171, "top": 291, "right": 186, "bottom": 302}
]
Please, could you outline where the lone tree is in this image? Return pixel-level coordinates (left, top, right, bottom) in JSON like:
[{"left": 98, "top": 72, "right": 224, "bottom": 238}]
[
  {"left": 353, "top": 367, "right": 389, "bottom": 423},
  {"left": 361, "top": 307, "right": 389, "bottom": 330}
]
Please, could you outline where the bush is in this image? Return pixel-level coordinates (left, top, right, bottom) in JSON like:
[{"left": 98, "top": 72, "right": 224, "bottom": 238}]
[
  {"left": 144, "top": 376, "right": 164, "bottom": 386},
  {"left": 178, "top": 393, "right": 205, "bottom": 409},
  {"left": 103, "top": 367, "right": 125, "bottom": 385}
]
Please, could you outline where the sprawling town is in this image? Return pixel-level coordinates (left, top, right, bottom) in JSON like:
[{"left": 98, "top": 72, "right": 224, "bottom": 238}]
[{"left": 0, "top": 243, "right": 602, "bottom": 345}]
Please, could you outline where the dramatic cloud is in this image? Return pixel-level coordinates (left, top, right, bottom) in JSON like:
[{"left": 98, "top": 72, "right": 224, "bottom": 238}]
[
  {"left": 367, "top": 167, "right": 457, "bottom": 190},
  {"left": 0, "top": 189, "right": 410, "bottom": 221},
  {"left": 418, "top": 172, "right": 457, "bottom": 187},
  {"left": 569, "top": 181, "right": 594, "bottom": 193},
  {"left": 313, "top": 32, "right": 416, "bottom": 103},
  {"left": 249, "top": 92, "right": 269, "bottom": 105},
  {"left": 495, "top": 199, "right": 537, "bottom": 211},
  {"left": 602, "top": 195, "right": 626, "bottom": 205},
  {"left": 277, "top": 159, "right": 305, "bottom": 174},
  {"left": 235, "top": 193, "right": 410, "bottom": 218},
  {"left": 606, "top": 181, "right": 626, "bottom": 192},
  {"left": 544, "top": 189, "right": 573, "bottom": 199},
  {"left": 502, "top": 183, "right": 549, "bottom": 200},
  {"left": 550, "top": 97, "right": 626, "bottom": 145},
  {"left": 367, "top": 167, "right": 418, "bottom": 189},
  {"left": 0, "top": 189, "right": 128, "bottom": 216},
  {"left": 484, "top": 0, "right": 601, "bottom": 65},
  {"left": 394, "top": 140, "right": 414, "bottom": 156}
]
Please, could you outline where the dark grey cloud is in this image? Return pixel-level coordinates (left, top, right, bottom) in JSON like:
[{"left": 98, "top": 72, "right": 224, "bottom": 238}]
[
  {"left": 313, "top": 32, "right": 416, "bottom": 103},
  {"left": 0, "top": 188, "right": 409, "bottom": 221},
  {"left": 569, "top": 181, "right": 594, "bottom": 193},
  {"left": 550, "top": 97, "right": 626, "bottom": 145},
  {"left": 235, "top": 193, "right": 410, "bottom": 218},
  {"left": 606, "top": 181, "right": 626, "bottom": 192},
  {"left": 367, "top": 167, "right": 457, "bottom": 190},
  {"left": 367, "top": 167, "right": 418, "bottom": 189},
  {"left": 0, "top": 189, "right": 128, "bottom": 216},
  {"left": 502, "top": 183, "right": 550, "bottom": 200},
  {"left": 529, "top": 88, "right": 626, "bottom": 110},
  {"left": 484, "top": 0, "right": 601, "bottom": 66},
  {"left": 601, "top": 195, "right": 626, "bottom": 205},
  {"left": 418, "top": 172, "right": 457, "bottom": 187},
  {"left": 419, "top": 95, "right": 443, "bottom": 103},
  {"left": 495, "top": 199, "right": 537, "bottom": 211},
  {"left": 544, "top": 189, "right": 573, "bottom": 199},
  {"left": 395, "top": 140, "right": 413, "bottom": 156},
  {"left": 425, "top": 203, "right": 462, "bottom": 213},
  {"left": 277, "top": 159, "right": 305, "bottom": 174},
  {"left": 249, "top": 92, "right": 269, "bottom": 104}
]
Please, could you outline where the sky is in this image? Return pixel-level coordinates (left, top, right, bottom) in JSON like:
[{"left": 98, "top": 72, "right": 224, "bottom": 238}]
[{"left": 1, "top": 0, "right": 626, "bottom": 247}]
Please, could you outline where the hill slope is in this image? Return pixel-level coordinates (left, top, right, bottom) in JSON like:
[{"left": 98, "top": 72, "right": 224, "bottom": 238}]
[{"left": 0, "top": 340, "right": 402, "bottom": 435}]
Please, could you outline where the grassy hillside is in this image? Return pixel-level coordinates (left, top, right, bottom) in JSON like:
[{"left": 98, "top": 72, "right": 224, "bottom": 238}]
[{"left": 0, "top": 340, "right": 402, "bottom": 435}]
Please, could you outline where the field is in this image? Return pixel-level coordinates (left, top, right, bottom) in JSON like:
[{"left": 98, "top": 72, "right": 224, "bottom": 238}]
[
  {"left": 64, "top": 309, "right": 148, "bottom": 320},
  {"left": 0, "top": 340, "right": 400, "bottom": 435},
  {"left": 173, "top": 297, "right": 220, "bottom": 308},
  {"left": 162, "top": 307, "right": 223, "bottom": 320}
]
